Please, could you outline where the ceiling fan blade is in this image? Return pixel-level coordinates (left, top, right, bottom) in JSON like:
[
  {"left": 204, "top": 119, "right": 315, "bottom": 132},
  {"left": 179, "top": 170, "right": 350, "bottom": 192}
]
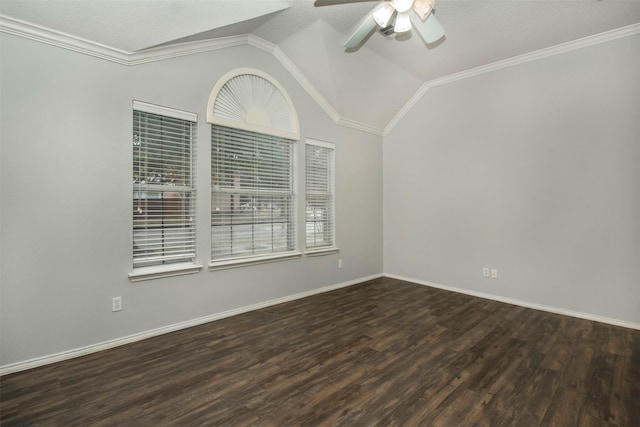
[
  {"left": 410, "top": 12, "right": 445, "bottom": 44},
  {"left": 344, "top": 8, "right": 378, "bottom": 49}
]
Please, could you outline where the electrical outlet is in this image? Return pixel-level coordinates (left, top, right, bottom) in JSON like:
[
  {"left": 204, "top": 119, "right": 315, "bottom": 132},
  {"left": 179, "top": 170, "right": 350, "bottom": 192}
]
[
  {"left": 338, "top": 259, "right": 343, "bottom": 269},
  {"left": 490, "top": 269, "right": 498, "bottom": 279},
  {"left": 112, "top": 296, "right": 122, "bottom": 312},
  {"left": 482, "top": 267, "right": 490, "bottom": 278}
]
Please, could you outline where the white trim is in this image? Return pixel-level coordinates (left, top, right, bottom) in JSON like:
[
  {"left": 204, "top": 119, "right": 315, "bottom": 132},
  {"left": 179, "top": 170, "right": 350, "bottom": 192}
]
[
  {"left": 384, "top": 84, "right": 430, "bottom": 136},
  {"left": 209, "top": 115, "right": 300, "bottom": 141},
  {"left": 3, "top": 15, "right": 638, "bottom": 138},
  {"left": 305, "top": 247, "right": 340, "bottom": 257},
  {"left": 128, "top": 35, "right": 250, "bottom": 65},
  {"left": 306, "top": 138, "right": 335, "bottom": 150},
  {"left": 128, "top": 263, "right": 203, "bottom": 282},
  {"left": 430, "top": 24, "right": 640, "bottom": 89},
  {"left": 384, "top": 273, "right": 640, "bottom": 331},
  {"left": 304, "top": 137, "right": 337, "bottom": 252},
  {"left": 267, "top": 43, "right": 342, "bottom": 125},
  {"left": 0, "top": 14, "right": 130, "bottom": 64},
  {"left": 266, "top": 42, "right": 382, "bottom": 136},
  {"left": 132, "top": 100, "right": 197, "bottom": 122},
  {"left": 0, "top": 273, "right": 383, "bottom": 376},
  {"left": 209, "top": 252, "right": 302, "bottom": 271},
  {"left": 383, "top": 23, "right": 640, "bottom": 135},
  {"left": 337, "top": 117, "right": 384, "bottom": 136},
  {"left": 0, "top": 16, "right": 382, "bottom": 136}
]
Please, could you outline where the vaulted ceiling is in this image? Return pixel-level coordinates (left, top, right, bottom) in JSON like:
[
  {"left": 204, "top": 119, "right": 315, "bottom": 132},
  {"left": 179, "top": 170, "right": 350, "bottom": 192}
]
[{"left": 2, "top": 0, "right": 639, "bottom": 134}]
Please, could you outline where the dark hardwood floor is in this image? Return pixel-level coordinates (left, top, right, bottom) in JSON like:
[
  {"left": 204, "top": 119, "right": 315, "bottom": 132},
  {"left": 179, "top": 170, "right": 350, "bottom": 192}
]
[{"left": 1, "top": 277, "right": 639, "bottom": 426}]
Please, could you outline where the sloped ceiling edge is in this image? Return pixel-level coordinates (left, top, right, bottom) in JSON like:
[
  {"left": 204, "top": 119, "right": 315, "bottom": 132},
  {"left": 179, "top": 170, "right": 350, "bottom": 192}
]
[{"left": 2, "top": 15, "right": 639, "bottom": 138}]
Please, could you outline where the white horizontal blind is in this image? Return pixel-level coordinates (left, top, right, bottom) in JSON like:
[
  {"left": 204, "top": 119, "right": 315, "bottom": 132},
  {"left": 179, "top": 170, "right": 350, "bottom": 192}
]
[
  {"left": 211, "top": 125, "right": 296, "bottom": 260},
  {"left": 133, "top": 105, "right": 197, "bottom": 268},
  {"left": 305, "top": 140, "right": 335, "bottom": 250}
]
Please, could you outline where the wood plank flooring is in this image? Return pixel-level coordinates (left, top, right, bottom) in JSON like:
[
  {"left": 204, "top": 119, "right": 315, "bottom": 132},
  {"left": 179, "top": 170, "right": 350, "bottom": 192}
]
[{"left": 1, "top": 277, "right": 639, "bottom": 426}]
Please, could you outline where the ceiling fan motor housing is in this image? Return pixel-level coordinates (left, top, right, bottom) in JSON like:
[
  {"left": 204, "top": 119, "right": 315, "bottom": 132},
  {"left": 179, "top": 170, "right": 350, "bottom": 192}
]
[{"left": 379, "top": 25, "right": 396, "bottom": 36}]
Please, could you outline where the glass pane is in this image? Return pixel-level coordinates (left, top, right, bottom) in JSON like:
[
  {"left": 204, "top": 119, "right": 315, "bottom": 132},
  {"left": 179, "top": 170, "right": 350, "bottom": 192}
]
[
  {"left": 211, "top": 126, "right": 296, "bottom": 261},
  {"left": 133, "top": 110, "right": 196, "bottom": 267}
]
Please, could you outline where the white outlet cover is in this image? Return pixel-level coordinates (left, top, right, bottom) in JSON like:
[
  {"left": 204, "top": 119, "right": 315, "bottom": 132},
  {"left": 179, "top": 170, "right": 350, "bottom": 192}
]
[{"left": 490, "top": 269, "right": 498, "bottom": 279}]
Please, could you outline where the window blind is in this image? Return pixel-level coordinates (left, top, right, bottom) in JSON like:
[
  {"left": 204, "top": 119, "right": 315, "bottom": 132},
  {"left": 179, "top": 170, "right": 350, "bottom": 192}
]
[
  {"left": 211, "top": 125, "right": 296, "bottom": 261},
  {"left": 305, "top": 139, "right": 335, "bottom": 250},
  {"left": 133, "top": 104, "right": 197, "bottom": 268}
]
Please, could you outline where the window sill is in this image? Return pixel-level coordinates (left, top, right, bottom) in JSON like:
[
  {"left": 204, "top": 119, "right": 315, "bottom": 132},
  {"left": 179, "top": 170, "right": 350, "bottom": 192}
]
[
  {"left": 209, "top": 252, "right": 302, "bottom": 271},
  {"left": 129, "top": 263, "right": 203, "bottom": 282},
  {"left": 305, "top": 247, "right": 340, "bottom": 257}
]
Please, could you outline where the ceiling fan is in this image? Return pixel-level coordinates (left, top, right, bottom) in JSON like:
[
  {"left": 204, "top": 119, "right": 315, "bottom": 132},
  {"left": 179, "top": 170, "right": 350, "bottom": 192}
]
[{"left": 340, "top": 0, "right": 445, "bottom": 49}]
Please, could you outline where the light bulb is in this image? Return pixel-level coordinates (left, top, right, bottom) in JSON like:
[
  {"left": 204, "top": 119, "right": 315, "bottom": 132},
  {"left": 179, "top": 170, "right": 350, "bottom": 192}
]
[
  {"left": 394, "top": 11, "right": 412, "bottom": 33},
  {"left": 393, "top": 0, "right": 414, "bottom": 13},
  {"left": 412, "top": 0, "right": 435, "bottom": 20},
  {"left": 373, "top": 3, "right": 395, "bottom": 28}
]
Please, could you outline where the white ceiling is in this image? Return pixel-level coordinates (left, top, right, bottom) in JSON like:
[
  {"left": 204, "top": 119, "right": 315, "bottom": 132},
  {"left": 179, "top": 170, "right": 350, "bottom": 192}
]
[{"left": 1, "top": 0, "right": 639, "bottom": 132}]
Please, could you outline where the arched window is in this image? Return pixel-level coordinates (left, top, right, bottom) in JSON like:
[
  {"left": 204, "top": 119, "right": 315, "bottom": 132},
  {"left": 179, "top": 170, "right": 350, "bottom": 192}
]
[
  {"left": 208, "top": 69, "right": 300, "bottom": 268},
  {"left": 207, "top": 68, "right": 299, "bottom": 140}
]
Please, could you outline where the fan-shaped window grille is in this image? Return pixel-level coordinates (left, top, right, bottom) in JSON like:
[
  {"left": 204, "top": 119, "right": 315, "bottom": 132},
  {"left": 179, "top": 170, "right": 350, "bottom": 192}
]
[{"left": 207, "top": 68, "right": 299, "bottom": 140}]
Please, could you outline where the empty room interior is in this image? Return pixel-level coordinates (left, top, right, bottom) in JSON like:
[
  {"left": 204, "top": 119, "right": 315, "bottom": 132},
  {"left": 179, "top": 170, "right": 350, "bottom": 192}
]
[{"left": 1, "top": 0, "right": 639, "bottom": 425}]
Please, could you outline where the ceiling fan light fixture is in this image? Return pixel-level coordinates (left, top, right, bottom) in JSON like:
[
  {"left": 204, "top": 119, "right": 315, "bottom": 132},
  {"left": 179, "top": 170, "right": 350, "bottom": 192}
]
[
  {"left": 412, "top": 0, "right": 435, "bottom": 20},
  {"left": 373, "top": 3, "right": 395, "bottom": 28},
  {"left": 342, "top": 0, "right": 444, "bottom": 49},
  {"left": 394, "top": 11, "right": 412, "bottom": 33},
  {"left": 393, "top": 0, "right": 414, "bottom": 13}
]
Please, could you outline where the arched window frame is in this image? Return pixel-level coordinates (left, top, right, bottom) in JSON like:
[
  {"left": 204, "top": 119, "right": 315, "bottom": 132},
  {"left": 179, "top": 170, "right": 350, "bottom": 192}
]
[
  {"left": 208, "top": 69, "right": 301, "bottom": 269},
  {"left": 206, "top": 68, "right": 300, "bottom": 140}
]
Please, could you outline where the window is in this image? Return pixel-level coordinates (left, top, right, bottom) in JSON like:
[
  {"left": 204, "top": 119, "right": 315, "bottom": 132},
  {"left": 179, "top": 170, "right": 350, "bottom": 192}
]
[
  {"left": 211, "top": 125, "right": 296, "bottom": 263},
  {"left": 131, "top": 101, "right": 198, "bottom": 278},
  {"left": 207, "top": 69, "right": 300, "bottom": 268},
  {"left": 305, "top": 139, "right": 336, "bottom": 252}
]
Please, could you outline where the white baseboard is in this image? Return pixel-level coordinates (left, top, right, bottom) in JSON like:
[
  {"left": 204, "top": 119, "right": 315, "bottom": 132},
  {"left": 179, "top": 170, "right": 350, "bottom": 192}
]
[
  {"left": 384, "top": 273, "right": 640, "bottom": 331},
  {"left": 0, "top": 273, "right": 383, "bottom": 376},
  {"left": 6, "top": 271, "right": 633, "bottom": 376}
]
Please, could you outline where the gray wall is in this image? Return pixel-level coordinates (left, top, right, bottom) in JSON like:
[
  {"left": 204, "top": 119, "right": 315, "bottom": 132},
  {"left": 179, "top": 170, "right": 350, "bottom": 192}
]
[
  {"left": 384, "top": 35, "right": 640, "bottom": 324},
  {"left": 0, "top": 34, "right": 383, "bottom": 367},
  {"left": 2, "top": 29, "right": 638, "bottom": 370}
]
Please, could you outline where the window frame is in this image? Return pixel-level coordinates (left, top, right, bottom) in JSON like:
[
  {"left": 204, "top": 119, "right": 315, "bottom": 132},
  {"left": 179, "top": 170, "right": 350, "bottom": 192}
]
[
  {"left": 304, "top": 138, "right": 338, "bottom": 256},
  {"left": 129, "top": 101, "right": 202, "bottom": 282},
  {"left": 209, "top": 125, "right": 300, "bottom": 270}
]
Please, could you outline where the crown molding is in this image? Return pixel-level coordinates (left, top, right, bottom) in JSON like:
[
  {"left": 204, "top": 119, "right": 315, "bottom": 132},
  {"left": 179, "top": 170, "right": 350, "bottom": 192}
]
[
  {"left": 0, "top": 15, "right": 257, "bottom": 66},
  {"left": 246, "top": 35, "right": 382, "bottom": 135},
  {"left": 383, "top": 83, "right": 430, "bottom": 136},
  {"left": 247, "top": 36, "right": 342, "bottom": 124},
  {"left": 383, "top": 23, "right": 640, "bottom": 136},
  {"left": 6, "top": 15, "right": 632, "bottom": 139},
  {"left": 428, "top": 23, "right": 640, "bottom": 90},
  {"left": 0, "top": 15, "right": 384, "bottom": 136},
  {"left": 337, "top": 117, "right": 384, "bottom": 136},
  {"left": 129, "top": 35, "right": 251, "bottom": 65},
  {"left": 0, "top": 14, "right": 130, "bottom": 64}
]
